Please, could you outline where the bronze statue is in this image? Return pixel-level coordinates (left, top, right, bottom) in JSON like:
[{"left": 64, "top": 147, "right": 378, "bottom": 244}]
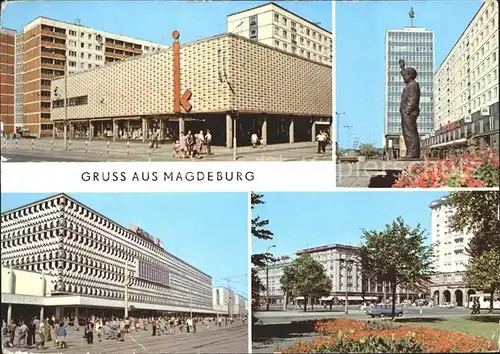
[{"left": 399, "top": 59, "right": 421, "bottom": 160}]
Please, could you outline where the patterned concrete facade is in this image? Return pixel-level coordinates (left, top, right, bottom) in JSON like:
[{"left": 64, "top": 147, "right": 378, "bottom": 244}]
[
  {"left": 1, "top": 194, "right": 214, "bottom": 314},
  {"left": 51, "top": 33, "right": 332, "bottom": 120}
]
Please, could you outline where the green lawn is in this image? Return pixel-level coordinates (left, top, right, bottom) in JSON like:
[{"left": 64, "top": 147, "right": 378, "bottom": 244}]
[{"left": 397, "top": 316, "right": 500, "bottom": 341}]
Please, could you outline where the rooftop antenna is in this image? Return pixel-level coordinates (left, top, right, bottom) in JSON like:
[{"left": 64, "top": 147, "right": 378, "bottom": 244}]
[
  {"left": 74, "top": 18, "right": 81, "bottom": 26},
  {"left": 409, "top": 7, "right": 415, "bottom": 27}
]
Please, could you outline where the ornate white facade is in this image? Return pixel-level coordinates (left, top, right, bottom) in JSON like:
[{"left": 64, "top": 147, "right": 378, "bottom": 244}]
[{"left": 1, "top": 194, "right": 214, "bottom": 314}]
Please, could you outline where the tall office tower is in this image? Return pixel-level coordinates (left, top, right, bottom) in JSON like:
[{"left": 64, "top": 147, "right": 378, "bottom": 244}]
[
  {"left": 1, "top": 28, "right": 16, "bottom": 135},
  {"left": 227, "top": 2, "right": 333, "bottom": 66},
  {"left": 20, "top": 17, "right": 167, "bottom": 137},
  {"left": 384, "top": 9, "right": 434, "bottom": 158}
]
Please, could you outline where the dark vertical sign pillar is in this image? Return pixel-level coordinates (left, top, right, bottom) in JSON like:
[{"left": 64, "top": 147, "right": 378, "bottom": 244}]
[{"left": 172, "top": 30, "right": 181, "bottom": 114}]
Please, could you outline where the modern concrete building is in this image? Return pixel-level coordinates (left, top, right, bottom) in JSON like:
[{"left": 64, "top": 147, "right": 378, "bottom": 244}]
[
  {"left": 429, "top": 196, "right": 477, "bottom": 307},
  {"left": 14, "top": 32, "right": 24, "bottom": 130},
  {"left": 18, "top": 17, "right": 166, "bottom": 137},
  {"left": 50, "top": 32, "right": 332, "bottom": 147},
  {"left": 384, "top": 15, "right": 434, "bottom": 158},
  {"left": 227, "top": 2, "right": 332, "bottom": 66},
  {"left": 1, "top": 28, "right": 16, "bottom": 135},
  {"left": 256, "top": 255, "right": 292, "bottom": 307},
  {"left": 422, "top": 0, "right": 499, "bottom": 154},
  {"left": 1, "top": 194, "right": 215, "bottom": 322},
  {"left": 212, "top": 286, "right": 247, "bottom": 316}
]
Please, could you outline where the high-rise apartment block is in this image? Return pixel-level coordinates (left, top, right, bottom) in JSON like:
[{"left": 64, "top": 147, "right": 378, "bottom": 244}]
[
  {"left": 423, "top": 0, "right": 499, "bottom": 153},
  {"left": 18, "top": 17, "right": 166, "bottom": 136},
  {"left": 429, "top": 196, "right": 475, "bottom": 306},
  {"left": 384, "top": 24, "right": 434, "bottom": 158},
  {"left": 227, "top": 2, "right": 332, "bottom": 66},
  {"left": 1, "top": 28, "right": 16, "bottom": 135}
]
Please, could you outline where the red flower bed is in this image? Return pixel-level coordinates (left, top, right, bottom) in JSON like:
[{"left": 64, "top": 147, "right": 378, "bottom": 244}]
[
  {"left": 278, "top": 319, "right": 498, "bottom": 353},
  {"left": 393, "top": 149, "right": 499, "bottom": 188}
]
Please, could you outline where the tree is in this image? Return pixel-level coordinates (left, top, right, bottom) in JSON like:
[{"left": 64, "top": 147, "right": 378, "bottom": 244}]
[
  {"left": 251, "top": 193, "right": 274, "bottom": 321},
  {"left": 447, "top": 191, "right": 500, "bottom": 258},
  {"left": 280, "top": 254, "right": 332, "bottom": 312},
  {"left": 464, "top": 249, "right": 500, "bottom": 313},
  {"left": 360, "top": 217, "right": 434, "bottom": 318},
  {"left": 359, "top": 143, "right": 377, "bottom": 158}
]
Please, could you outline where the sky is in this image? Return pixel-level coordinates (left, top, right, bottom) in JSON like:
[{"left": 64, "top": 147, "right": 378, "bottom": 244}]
[
  {"left": 336, "top": 0, "right": 483, "bottom": 148},
  {"left": 252, "top": 191, "right": 448, "bottom": 258},
  {"left": 1, "top": 1, "right": 332, "bottom": 44},
  {"left": 1, "top": 193, "right": 249, "bottom": 298}
]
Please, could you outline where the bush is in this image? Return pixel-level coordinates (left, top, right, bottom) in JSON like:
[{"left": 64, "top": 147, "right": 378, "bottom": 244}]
[
  {"left": 394, "top": 148, "right": 499, "bottom": 188},
  {"left": 277, "top": 318, "right": 498, "bottom": 353}
]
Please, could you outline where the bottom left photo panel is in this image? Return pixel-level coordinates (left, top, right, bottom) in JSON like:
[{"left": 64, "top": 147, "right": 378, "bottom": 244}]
[{"left": 1, "top": 192, "right": 249, "bottom": 353}]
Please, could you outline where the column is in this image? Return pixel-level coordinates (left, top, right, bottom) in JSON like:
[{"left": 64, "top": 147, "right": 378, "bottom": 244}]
[
  {"left": 261, "top": 116, "right": 267, "bottom": 146},
  {"left": 289, "top": 117, "right": 295, "bottom": 144},
  {"left": 159, "top": 119, "right": 164, "bottom": 140},
  {"left": 226, "top": 113, "right": 233, "bottom": 148},
  {"left": 142, "top": 117, "right": 147, "bottom": 143},
  {"left": 451, "top": 291, "right": 456, "bottom": 305},
  {"left": 311, "top": 121, "right": 317, "bottom": 142},
  {"left": 89, "top": 121, "right": 94, "bottom": 141},
  {"left": 7, "top": 304, "right": 12, "bottom": 324},
  {"left": 39, "top": 306, "right": 44, "bottom": 321},
  {"left": 179, "top": 117, "right": 185, "bottom": 142},
  {"left": 113, "top": 119, "right": 117, "bottom": 141}
]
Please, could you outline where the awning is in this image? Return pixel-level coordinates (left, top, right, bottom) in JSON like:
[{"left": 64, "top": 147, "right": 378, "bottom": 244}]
[
  {"left": 337, "top": 296, "right": 345, "bottom": 301},
  {"left": 336, "top": 296, "right": 376, "bottom": 301},
  {"left": 429, "top": 138, "right": 467, "bottom": 149},
  {"left": 320, "top": 296, "right": 334, "bottom": 301},
  {"left": 294, "top": 296, "right": 305, "bottom": 301}
]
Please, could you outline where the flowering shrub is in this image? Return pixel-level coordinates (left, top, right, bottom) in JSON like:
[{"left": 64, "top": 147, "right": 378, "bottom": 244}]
[
  {"left": 393, "top": 148, "right": 499, "bottom": 188},
  {"left": 278, "top": 318, "right": 498, "bottom": 353}
]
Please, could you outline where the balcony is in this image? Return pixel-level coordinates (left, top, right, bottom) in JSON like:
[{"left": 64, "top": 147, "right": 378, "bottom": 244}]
[
  {"left": 41, "top": 29, "right": 67, "bottom": 40},
  {"left": 41, "top": 72, "right": 58, "bottom": 80},
  {"left": 105, "top": 42, "right": 142, "bottom": 54},
  {"left": 104, "top": 52, "right": 130, "bottom": 60},
  {"left": 40, "top": 62, "right": 65, "bottom": 71},
  {"left": 41, "top": 39, "right": 66, "bottom": 49},
  {"left": 41, "top": 51, "right": 66, "bottom": 60}
]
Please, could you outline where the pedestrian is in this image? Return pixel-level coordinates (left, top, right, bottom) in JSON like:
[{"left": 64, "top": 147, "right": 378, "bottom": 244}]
[
  {"left": 251, "top": 133, "right": 259, "bottom": 148},
  {"left": 57, "top": 322, "right": 68, "bottom": 349},
  {"left": 193, "top": 318, "right": 197, "bottom": 333},
  {"left": 19, "top": 321, "right": 28, "bottom": 348},
  {"left": 218, "top": 317, "right": 222, "bottom": 328},
  {"left": 316, "top": 130, "right": 326, "bottom": 153},
  {"left": 74, "top": 315, "right": 79, "bottom": 331},
  {"left": 205, "top": 129, "right": 212, "bottom": 155},
  {"left": 151, "top": 317, "right": 157, "bottom": 336},
  {"left": 35, "top": 320, "right": 46, "bottom": 350},
  {"left": 86, "top": 320, "right": 94, "bottom": 345}
]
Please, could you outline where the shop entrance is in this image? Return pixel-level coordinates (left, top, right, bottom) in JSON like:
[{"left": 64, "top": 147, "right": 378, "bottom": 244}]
[
  {"left": 268, "top": 117, "right": 291, "bottom": 144},
  {"left": 294, "top": 118, "right": 312, "bottom": 142}
]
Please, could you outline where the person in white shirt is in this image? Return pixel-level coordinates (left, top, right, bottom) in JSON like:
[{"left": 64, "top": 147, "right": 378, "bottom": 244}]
[
  {"left": 316, "top": 130, "right": 326, "bottom": 154},
  {"left": 251, "top": 133, "right": 259, "bottom": 148},
  {"left": 205, "top": 130, "right": 212, "bottom": 155}
]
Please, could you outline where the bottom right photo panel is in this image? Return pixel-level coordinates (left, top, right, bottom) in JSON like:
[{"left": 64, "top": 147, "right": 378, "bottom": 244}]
[{"left": 251, "top": 191, "right": 499, "bottom": 353}]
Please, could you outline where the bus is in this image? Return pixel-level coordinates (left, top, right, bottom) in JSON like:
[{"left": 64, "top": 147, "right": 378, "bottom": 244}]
[{"left": 468, "top": 293, "right": 500, "bottom": 310}]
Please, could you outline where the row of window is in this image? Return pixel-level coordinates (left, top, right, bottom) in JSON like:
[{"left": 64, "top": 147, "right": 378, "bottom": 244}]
[
  {"left": 273, "top": 12, "right": 330, "bottom": 45},
  {"left": 67, "top": 40, "right": 103, "bottom": 51},
  {"left": 274, "top": 27, "right": 329, "bottom": 53},
  {"left": 273, "top": 40, "right": 331, "bottom": 63},
  {"left": 52, "top": 95, "right": 88, "bottom": 108}
]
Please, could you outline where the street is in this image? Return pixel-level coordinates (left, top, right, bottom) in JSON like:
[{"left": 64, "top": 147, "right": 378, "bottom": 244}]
[
  {"left": 255, "top": 306, "right": 475, "bottom": 325},
  {"left": 1, "top": 139, "right": 332, "bottom": 162},
  {"left": 3, "top": 322, "right": 248, "bottom": 354}
]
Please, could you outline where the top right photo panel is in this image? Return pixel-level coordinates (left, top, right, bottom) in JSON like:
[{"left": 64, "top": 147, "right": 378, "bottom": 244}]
[{"left": 336, "top": 0, "right": 499, "bottom": 188}]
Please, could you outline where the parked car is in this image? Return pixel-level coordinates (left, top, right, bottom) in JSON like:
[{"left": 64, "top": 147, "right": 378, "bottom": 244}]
[
  {"left": 437, "top": 302, "right": 455, "bottom": 308},
  {"left": 366, "top": 306, "right": 404, "bottom": 318}
]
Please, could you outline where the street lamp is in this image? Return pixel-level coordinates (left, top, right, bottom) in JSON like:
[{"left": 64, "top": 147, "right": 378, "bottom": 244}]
[
  {"left": 266, "top": 245, "right": 276, "bottom": 311},
  {"left": 343, "top": 125, "right": 353, "bottom": 149},
  {"left": 335, "top": 112, "right": 346, "bottom": 148}
]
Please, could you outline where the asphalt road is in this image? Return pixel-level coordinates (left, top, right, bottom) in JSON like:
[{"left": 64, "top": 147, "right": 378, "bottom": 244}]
[
  {"left": 255, "top": 306, "right": 474, "bottom": 325},
  {"left": 3, "top": 322, "right": 248, "bottom": 353}
]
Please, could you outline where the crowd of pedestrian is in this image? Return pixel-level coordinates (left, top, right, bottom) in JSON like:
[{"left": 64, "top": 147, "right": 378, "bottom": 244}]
[
  {"left": 2, "top": 314, "right": 246, "bottom": 351},
  {"left": 174, "top": 130, "right": 212, "bottom": 159}
]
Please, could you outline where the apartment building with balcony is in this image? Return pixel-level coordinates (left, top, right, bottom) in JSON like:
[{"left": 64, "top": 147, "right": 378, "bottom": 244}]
[
  {"left": 422, "top": 0, "right": 499, "bottom": 154},
  {"left": 429, "top": 196, "right": 476, "bottom": 307},
  {"left": 19, "top": 17, "right": 166, "bottom": 137},
  {"left": 227, "top": 2, "right": 333, "bottom": 66},
  {"left": 1, "top": 28, "right": 16, "bottom": 135}
]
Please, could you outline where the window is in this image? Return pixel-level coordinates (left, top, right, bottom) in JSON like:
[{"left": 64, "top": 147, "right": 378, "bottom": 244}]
[
  {"left": 275, "top": 40, "right": 279, "bottom": 47},
  {"left": 69, "top": 40, "right": 76, "bottom": 47},
  {"left": 80, "top": 53, "right": 84, "bottom": 58},
  {"left": 88, "top": 33, "right": 92, "bottom": 40},
  {"left": 88, "top": 53, "right": 92, "bottom": 59},
  {"left": 52, "top": 99, "right": 65, "bottom": 108},
  {"left": 282, "top": 30, "right": 287, "bottom": 39},
  {"left": 40, "top": 90, "right": 51, "bottom": 97},
  {"left": 69, "top": 30, "right": 76, "bottom": 36},
  {"left": 493, "top": 52, "right": 497, "bottom": 62},
  {"left": 96, "top": 55, "right": 103, "bottom": 61},
  {"left": 81, "top": 43, "right": 84, "bottom": 48},
  {"left": 96, "top": 45, "right": 102, "bottom": 51},
  {"left": 274, "top": 26, "right": 279, "bottom": 35},
  {"left": 80, "top": 32, "right": 85, "bottom": 38},
  {"left": 69, "top": 51, "right": 76, "bottom": 57},
  {"left": 88, "top": 44, "right": 92, "bottom": 49},
  {"left": 80, "top": 63, "right": 85, "bottom": 69},
  {"left": 282, "top": 17, "right": 287, "bottom": 25},
  {"left": 69, "top": 61, "right": 76, "bottom": 67},
  {"left": 306, "top": 29, "right": 310, "bottom": 36},
  {"left": 283, "top": 43, "right": 287, "bottom": 50},
  {"left": 274, "top": 13, "right": 279, "bottom": 22}
]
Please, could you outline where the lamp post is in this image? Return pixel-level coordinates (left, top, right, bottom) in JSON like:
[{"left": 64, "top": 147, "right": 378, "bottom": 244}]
[
  {"left": 343, "top": 125, "right": 353, "bottom": 150},
  {"left": 266, "top": 245, "right": 276, "bottom": 311},
  {"left": 335, "top": 112, "right": 346, "bottom": 149}
]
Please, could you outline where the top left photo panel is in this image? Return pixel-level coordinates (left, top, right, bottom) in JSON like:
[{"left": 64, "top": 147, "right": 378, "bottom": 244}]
[{"left": 0, "top": 1, "right": 333, "bottom": 163}]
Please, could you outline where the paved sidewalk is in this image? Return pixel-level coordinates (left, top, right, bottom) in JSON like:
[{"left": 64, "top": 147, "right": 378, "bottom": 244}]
[
  {"left": 3, "top": 322, "right": 248, "bottom": 353},
  {"left": 1, "top": 138, "right": 332, "bottom": 162}
]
